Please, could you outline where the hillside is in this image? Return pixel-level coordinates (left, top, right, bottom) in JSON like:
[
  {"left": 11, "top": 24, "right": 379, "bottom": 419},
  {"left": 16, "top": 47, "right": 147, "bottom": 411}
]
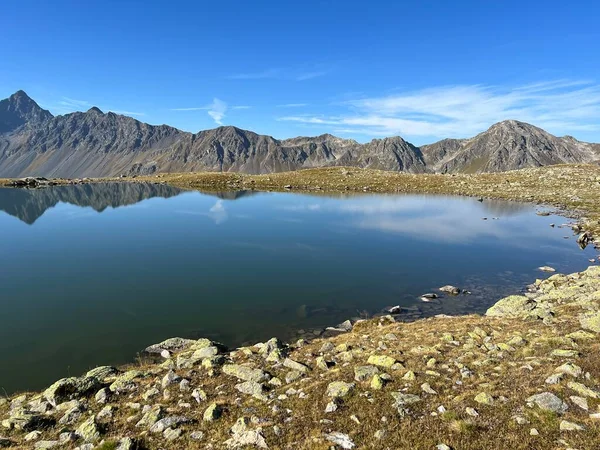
[{"left": 0, "top": 91, "right": 598, "bottom": 177}]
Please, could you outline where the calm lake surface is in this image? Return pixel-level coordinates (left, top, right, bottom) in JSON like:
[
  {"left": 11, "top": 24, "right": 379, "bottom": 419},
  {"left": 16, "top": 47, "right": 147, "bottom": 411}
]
[{"left": 0, "top": 183, "right": 596, "bottom": 393}]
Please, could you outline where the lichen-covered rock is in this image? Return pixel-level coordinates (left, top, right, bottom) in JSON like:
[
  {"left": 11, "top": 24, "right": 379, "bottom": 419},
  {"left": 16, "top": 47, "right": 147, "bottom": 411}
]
[
  {"left": 109, "top": 370, "right": 147, "bottom": 393},
  {"left": 203, "top": 402, "right": 222, "bottom": 421},
  {"left": 283, "top": 358, "right": 310, "bottom": 372},
  {"left": 354, "top": 365, "right": 379, "bottom": 382},
  {"left": 225, "top": 417, "right": 268, "bottom": 449},
  {"left": 75, "top": 416, "right": 101, "bottom": 443},
  {"left": 84, "top": 366, "right": 119, "bottom": 381},
  {"left": 149, "top": 415, "right": 191, "bottom": 433},
  {"left": 367, "top": 355, "right": 396, "bottom": 368},
  {"left": 485, "top": 295, "right": 536, "bottom": 318},
  {"left": 326, "top": 381, "right": 355, "bottom": 398},
  {"left": 144, "top": 337, "right": 196, "bottom": 354},
  {"left": 324, "top": 432, "right": 355, "bottom": 449},
  {"left": 136, "top": 404, "right": 164, "bottom": 428},
  {"left": 567, "top": 381, "right": 600, "bottom": 399},
  {"left": 43, "top": 376, "right": 100, "bottom": 406},
  {"left": 223, "top": 364, "right": 270, "bottom": 382},
  {"left": 474, "top": 392, "right": 494, "bottom": 405},
  {"left": 579, "top": 311, "right": 600, "bottom": 333},
  {"left": 527, "top": 392, "right": 568, "bottom": 414},
  {"left": 235, "top": 381, "right": 268, "bottom": 401},
  {"left": 2, "top": 410, "right": 54, "bottom": 431}
]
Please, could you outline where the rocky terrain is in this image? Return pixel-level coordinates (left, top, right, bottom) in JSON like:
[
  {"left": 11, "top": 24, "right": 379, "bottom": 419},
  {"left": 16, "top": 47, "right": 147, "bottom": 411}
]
[
  {"left": 0, "top": 265, "right": 599, "bottom": 450},
  {"left": 1, "top": 90, "right": 598, "bottom": 178},
  {"left": 421, "top": 121, "right": 600, "bottom": 173}
]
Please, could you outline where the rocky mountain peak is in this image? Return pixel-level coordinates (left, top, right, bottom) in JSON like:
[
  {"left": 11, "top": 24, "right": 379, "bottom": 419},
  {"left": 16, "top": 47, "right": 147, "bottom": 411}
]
[
  {"left": 87, "top": 106, "right": 104, "bottom": 115},
  {"left": 0, "top": 90, "right": 53, "bottom": 133}
]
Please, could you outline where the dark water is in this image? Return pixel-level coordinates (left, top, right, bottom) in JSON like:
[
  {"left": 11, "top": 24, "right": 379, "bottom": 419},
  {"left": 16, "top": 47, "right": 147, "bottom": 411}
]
[{"left": 0, "top": 183, "right": 595, "bottom": 394}]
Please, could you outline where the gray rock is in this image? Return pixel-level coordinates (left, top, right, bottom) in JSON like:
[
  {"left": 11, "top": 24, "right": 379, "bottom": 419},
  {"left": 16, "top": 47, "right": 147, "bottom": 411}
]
[
  {"left": 43, "top": 376, "right": 100, "bottom": 406},
  {"left": 136, "top": 404, "right": 164, "bottom": 428},
  {"left": 324, "top": 432, "right": 355, "bottom": 449},
  {"left": 94, "top": 388, "right": 110, "bottom": 404},
  {"left": 235, "top": 381, "right": 268, "bottom": 401},
  {"left": 326, "top": 381, "right": 355, "bottom": 398},
  {"left": 527, "top": 392, "right": 568, "bottom": 414},
  {"left": 144, "top": 337, "right": 196, "bottom": 354},
  {"left": 223, "top": 364, "right": 270, "bottom": 382},
  {"left": 34, "top": 441, "right": 60, "bottom": 449},
  {"left": 354, "top": 365, "right": 379, "bottom": 382},
  {"left": 163, "top": 427, "right": 183, "bottom": 440},
  {"left": 283, "top": 358, "right": 310, "bottom": 372},
  {"left": 149, "top": 415, "right": 191, "bottom": 433},
  {"left": 75, "top": 416, "right": 101, "bottom": 443}
]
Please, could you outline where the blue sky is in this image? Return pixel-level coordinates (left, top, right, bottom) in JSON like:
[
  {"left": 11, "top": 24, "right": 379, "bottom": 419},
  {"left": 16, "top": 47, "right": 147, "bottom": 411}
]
[{"left": 2, "top": 0, "right": 599, "bottom": 144}]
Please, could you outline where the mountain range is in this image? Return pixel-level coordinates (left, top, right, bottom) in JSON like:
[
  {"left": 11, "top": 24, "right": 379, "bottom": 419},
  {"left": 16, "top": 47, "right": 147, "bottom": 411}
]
[{"left": 1, "top": 90, "right": 599, "bottom": 178}]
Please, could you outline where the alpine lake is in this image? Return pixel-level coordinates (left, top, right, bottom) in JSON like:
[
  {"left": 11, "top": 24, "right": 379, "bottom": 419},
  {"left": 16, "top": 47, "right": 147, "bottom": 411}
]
[{"left": 0, "top": 182, "right": 596, "bottom": 394}]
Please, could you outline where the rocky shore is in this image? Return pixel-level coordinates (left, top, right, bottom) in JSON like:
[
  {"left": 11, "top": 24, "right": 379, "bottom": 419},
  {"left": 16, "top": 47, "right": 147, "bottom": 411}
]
[{"left": 1, "top": 266, "right": 599, "bottom": 449}]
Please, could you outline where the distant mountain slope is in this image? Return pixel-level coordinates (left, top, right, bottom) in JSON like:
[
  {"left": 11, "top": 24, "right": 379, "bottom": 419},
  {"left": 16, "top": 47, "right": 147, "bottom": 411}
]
[
  {"left": 0, "top": 182, "right": 183, "bottom": 224},
  {"left": 0, "top": 91, "right": 598, "bottom": 177},
  {"left": 422, "top": 120, "right": 600, "bottom": 173}
]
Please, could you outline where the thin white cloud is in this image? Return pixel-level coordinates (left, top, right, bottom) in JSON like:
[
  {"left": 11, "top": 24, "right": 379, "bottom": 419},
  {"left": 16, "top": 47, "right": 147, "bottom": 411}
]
[
  {"left": 49, "top": 96, "right": 146, "bottom": 117},
  {"left": 228, "top": 65, "right": 331, "bottom": 82},
  {"left": 227, "top": 68, "right": 281, "bottom": 80},
  {"left": 110, "top": 110, "right": 146, "bottom": 117},
  {"left": 277, "top": 80, "right": 600, "bottom": 139},
  {"left": 295, "top": 70, "right": 329, "bottom": 81},
  {"left": 277, "top": 103, "right": 309, "bottom": 108},
  {"left": 207, "top": 98, "right": 227, "bottom": 125},
  {"left": 171, "top": 99, "right": 249, "bottom": 125}
]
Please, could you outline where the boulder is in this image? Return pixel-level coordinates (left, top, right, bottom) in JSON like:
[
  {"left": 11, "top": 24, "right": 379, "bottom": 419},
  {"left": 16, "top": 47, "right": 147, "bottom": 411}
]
[
  {"left": 223, "top": 364, "right": 270, "bottom": 383},
  {"left": 526, "top": 392, "right": 568, "bottom": 414},
  {"left": 43, "top": 376, "right": 100, "bottom": 406}
]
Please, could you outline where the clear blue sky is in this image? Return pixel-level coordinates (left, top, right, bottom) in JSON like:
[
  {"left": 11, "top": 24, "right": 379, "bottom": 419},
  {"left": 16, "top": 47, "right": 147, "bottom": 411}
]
[{"left": 2, "top": 0, "right": 599, "bottom": 144}]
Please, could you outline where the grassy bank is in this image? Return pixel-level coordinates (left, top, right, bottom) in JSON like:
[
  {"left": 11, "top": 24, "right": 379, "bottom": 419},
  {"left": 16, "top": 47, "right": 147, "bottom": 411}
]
[{"left": 136, "top": 164, "right": 599, "bottom": 239}]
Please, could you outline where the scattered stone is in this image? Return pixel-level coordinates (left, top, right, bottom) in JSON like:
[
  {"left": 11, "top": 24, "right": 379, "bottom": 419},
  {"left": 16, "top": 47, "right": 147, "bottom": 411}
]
[
  {"left": 474, "top": 392, "right": 494, "bottom": 405},
  {"left": 203, "top": 402, "right": 222, "bottom": 421},
  {"left": 327, "top": 381, "right": 355, "bottom": 398},
  {"left": 526, "top": 392, "right": 568, "bottom": 414},
  {"left": 144, "top": 337, "right": 196, "bottom": 354},
  {"left": 190, "top": 431, "right": 205, "bottom": 441},
  {"left": 421, "top": 383, "right": 437, "bottom": 395},
  {"left": 367, "top": 354, "right": 396, "bottom": 368},
  {"left": 283, "top": 358, "right": 310, "bottom": 372},
  {"left": 149, "top": 415, "right": 191, "bottom": 433},
  {"left": 223, "top": 364, "right": 270, "bottom": 382},
  {"left": 324, "top": 432, "right": 355, "bottom": 449},
  {"left": 75, "top": 416, "right": 101, "bottom": 443},
  {"left": 192, "top": 388, "right": 208, "bottom": 403},
  {"left": 235, "top": 381, "right": 268, "bottom": 401},
  {"left": 567, "top": 381, "right": 600, "bottom": 398},
  {"left": 439, "top": 285, "right": 461, "bottom": 295},
  {"left": 354, "top": 365, "right": 379, "bottom": 381},
  {"left": 555, "top": 362, "right": 583, "bottom": 378},
  {"left": 570, "top": 396, "right": 588, "bottom": 410},
  {"left": 560, "top": 420, "right": 584, "bottom": 431},
  {"left": 136, "top": 404, "right": 164, "bottom": 428},
  {"left": 225, "top": 417, "right": 268, "bottom": 449}
]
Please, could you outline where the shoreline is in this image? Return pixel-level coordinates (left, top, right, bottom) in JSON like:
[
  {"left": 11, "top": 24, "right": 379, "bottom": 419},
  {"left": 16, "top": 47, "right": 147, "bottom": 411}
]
[
  {"left": 1, "top": 266, "right": 599, "bottom": 449},
  {"left": 2, "top": 164, "right": 600, "bottom": 245}
]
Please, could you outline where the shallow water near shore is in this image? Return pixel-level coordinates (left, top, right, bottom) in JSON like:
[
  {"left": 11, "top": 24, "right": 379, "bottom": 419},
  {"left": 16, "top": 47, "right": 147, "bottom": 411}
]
[{"left": 0, "top": 183, "right": 595, "bottom": 394}]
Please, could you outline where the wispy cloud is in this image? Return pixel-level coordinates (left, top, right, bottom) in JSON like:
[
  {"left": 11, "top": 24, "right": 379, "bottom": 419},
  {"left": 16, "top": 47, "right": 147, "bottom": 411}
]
[
  {"left": 278, "top": 79, "right": 600, "bottom": 139},
  {"left": 171, "top": 99, "right": 250, "bottom": 125},
  {"left": 207, "top": 98, "right": 227, "bottom": 125},
  {"left": 228, "top": 65, "right": 331, "bottom": 82},
  {"left": 51, "top": 96, "right": 145, "bottom": 117},
  {"left": 295, "top": 70, "right": 329, "bottom": 81},
  {"left": 227, "top": 68, "right": 282, "bottom": 80},
  {"left": 277, "top": 103, "right": 309, "bottom": 108},
  {"left": 111, "top": 110, "right": 146, "bottom": 117}
]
